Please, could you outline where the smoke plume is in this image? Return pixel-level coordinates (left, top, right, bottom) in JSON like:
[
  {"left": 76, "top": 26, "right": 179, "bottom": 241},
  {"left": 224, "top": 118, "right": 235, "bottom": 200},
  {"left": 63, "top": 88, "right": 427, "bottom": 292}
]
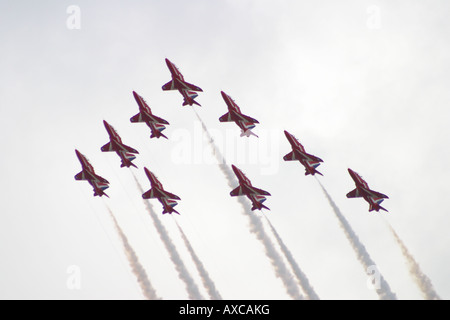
[
  {"left": 175, "top": 220, "right": 223, "bottom": 300},
  {"left": 193, "top": 110, "right": 304, "bottom": 299},
  {"left": 316, "top": 179, "right": 397, "bottom": 300},
  {"left": 387, "top": 223, "right": 441, "bottom": 300},
  {"left": 132, "top": 172, "right": 204, "bottom": 300},
  {"left": 265, "top": 216, "right": 320, "bottom": 300},
  {"left": 104, "top": 204, "right": 160, "bottom": 300}
]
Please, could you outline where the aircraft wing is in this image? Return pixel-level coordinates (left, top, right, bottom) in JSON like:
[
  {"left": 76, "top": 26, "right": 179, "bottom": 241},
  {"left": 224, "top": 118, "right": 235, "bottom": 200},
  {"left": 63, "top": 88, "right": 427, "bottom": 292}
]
[
  {"left": 143, "top": 187, "right": 180, "bottom": 200},
  {"left": 130, "top": 113, "right": 144, "bottom": 123},
  {"left": 232, "top": 110, "right": 259, "bottom": 124},
  {"left": 230, "top": 186, "right": 245, "bottom": 197},
  {"left": 219, "top": 112, "right": 233, "bottom": 122},
  {"left": 121, "top": 143, "right": 139, "bottom": 154},
  {"left": 131, "top": 112, "right": 169, "bottom": 125},
  {"left": 367, "top": 189, "right": 389, "bottom": 199},
  {"left": 148, "top": 114, "right": 170, "bottom": 125},
  {"left": 231, "top": 185, "right": 270, "bottom": 197},
  {"left": 162, "top": 80, "right": 177, "bottom": 91},
  {"left": 304, "top": 152, "right": 323, "bottom": 163},
  {"left": 176, "top": 79, "right": 203, "bottom": 92},
  {"left": 160, "top": 190, "right": 181, "bottom": 200},
  {"left": 75, "top": 169, "right": 108, "bottom": 184},
  {"left": 248, "top": 186, "right": 271, "bottom": 196},
  {"left": 102, "top": 140, "right": 138, "bottom": 154},
  {"left": 346, "top": 188, "right": 363, "bottom": 198},
  {"left": 347, "top": 187, "right": 388, "bottom": 200},
  {"left": 284, "top": 150, "right": 323, "bottom": 163},
  {"left": 283, "top": 151, "right": 296, "bottom": 161},
  {"left": 101, "top": 142, "right": 115, "bottom": 152},
  {"left": 162, "top": 79, "right": 203, "bottom": 92}
]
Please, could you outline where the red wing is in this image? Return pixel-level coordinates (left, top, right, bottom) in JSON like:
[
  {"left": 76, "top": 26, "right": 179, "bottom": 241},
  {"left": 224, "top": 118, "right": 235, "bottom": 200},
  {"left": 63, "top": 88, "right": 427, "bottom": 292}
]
[
  {"left": 75, "top": 170, "right": 108, "bottom": 183},
  {"left": 148, "top": 114, "right": 169, "bottom": 125},
  {"left": 121, "top": 144, "right": 139, "bottom": 154},
  {"left": 176, "top": 79, "right": 203, "bottom": 92},
  {"left": 367, "top": 189, "right": 389, "bottom": 199},
  {"left": 162, "top": 80, "right": 176, "bottom": 91},
  {"left": 74, "top": 171, "right": 87, "bottom": 181},
  {"left": 346, "top": 188, "right": 363, "bottom": 198},
  {"left": 161, "top": 190, "right": 181, "bottom": 200},
  {"left": 249, "top": 186, "right": 271, "bottom": 196},
  {"left": 101, "top": 142, "right": 114, "bottom": 152},
  {"left": 230, "top": 186, "right": 245, "bottom": 197},
  {"left": 142, "top": 189, "right": 154, "bottom": 199},
  {"left": 130, "top": 113, "right": 144, "bottom": 123},
  {"left": 305, "top": 153, "right": 323, "bottom": 163},
  {"left": 283, "top": 151, "right": 296, "bottom": 161},
  {"left": 106, "top": 140, "right": 138, "bottom": 154},
  {"left": 232, "top": 111, "right": 259, "bottom": 124},
  {"left": 143, "top": 188, "right": 180, "bottom": 200},
  {"left": 219, "top": 112, "right": 233, "bottom": 122}
]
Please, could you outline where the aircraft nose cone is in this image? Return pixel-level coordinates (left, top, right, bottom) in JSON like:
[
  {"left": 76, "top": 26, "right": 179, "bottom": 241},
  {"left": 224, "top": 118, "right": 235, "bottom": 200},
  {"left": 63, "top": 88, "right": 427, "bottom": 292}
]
[{"left": 231, "top": 164, "right": 240, "bottom": 176}]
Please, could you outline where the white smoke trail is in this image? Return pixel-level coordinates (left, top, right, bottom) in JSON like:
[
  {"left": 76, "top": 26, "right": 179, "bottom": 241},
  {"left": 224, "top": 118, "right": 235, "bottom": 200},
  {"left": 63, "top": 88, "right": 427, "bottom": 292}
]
[
  {"left": 265, "top": 216, "right": 320, "bottom": 300},
  {"left": 104, "top": 204, "right": 160, "bottom": 300},
  {"left": 132, "top": 172, "right": 204, "bottom": 300},
  {"left": 175, "top": 220, "right": 223, "bottom": 300},
  {"left": 316, "top": 179, "right": 397, "bottom": 300},
  {"left": 193, "top": 110, "right": 303, "bottom": 300},
  {"left": 387, "top": 222, "right": 441, "bottom": 300}
]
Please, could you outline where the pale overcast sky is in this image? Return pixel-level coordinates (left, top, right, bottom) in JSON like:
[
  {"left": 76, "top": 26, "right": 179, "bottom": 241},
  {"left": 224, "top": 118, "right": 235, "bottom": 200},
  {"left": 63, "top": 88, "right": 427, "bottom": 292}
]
[{"left": 0, "top": 0, "right": 449, "bottom": 299}]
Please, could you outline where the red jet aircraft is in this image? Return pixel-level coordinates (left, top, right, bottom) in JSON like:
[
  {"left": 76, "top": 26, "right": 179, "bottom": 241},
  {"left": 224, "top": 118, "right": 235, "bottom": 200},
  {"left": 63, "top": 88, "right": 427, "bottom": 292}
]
[
  {"left": 346, "top": 168, "right": 389, "bottom": 212},
  {"left": 283, "top": 130, "right": 323, "bottom": 176},
  {"left": 162, "top": 58, "right": 203, "bottom": 107},
  {"left": 74, "top": 149, "right": 110, "bottom": 197},
  {"left": 230, "top": 165, "right": 271, "bottom": 211},
  {"left": 219, "top": 91, "right": 259, "bottom": 137},
  {"left": 131, "top": 91, "right": 169, "bottom": 139},
  {"left": 142, "top": 167, "right": 181, "bottom": 214},
  {"left": 101, "top": 120, "right": 139, "bottom": 168}
]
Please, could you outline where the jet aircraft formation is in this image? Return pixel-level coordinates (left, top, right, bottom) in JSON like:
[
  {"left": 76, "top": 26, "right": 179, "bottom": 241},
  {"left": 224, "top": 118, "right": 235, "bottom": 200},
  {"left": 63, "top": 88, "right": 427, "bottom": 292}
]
[{"left": 74, "top": 58, "right": 389, "bottom": 213}]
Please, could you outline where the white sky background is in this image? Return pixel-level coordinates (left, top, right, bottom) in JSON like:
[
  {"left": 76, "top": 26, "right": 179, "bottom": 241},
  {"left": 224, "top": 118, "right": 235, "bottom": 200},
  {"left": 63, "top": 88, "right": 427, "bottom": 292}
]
[{"left": 0, "top": 0, "right": 449, "bottom": 299}]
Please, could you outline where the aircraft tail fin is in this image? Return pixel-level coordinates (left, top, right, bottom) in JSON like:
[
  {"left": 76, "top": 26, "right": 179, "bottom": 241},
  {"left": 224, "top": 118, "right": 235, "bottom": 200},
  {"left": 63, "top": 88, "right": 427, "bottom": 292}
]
[
  {"left": 305, "top": 168, "right": 323, "bottom": 176},
  {"left": 120, "top": 153, "right": 137, "bottom": 168},
  {"left": 151, "top": 131, "right": 168, "bottom": 139},
  {"left": 94, "top": 182, "right": 109, "bottom": 197},
  {"left": 240, "top": 129, "right": 258, "bottom": 138},
  {"left": 369, "top": 203, "right": 388, "bottom": 212},
  {"left": 183, "top": 91, "right": 201, "bottom": 106},
  {"left": 251, "top": 203, "right": 270, "bottom": 211},
  {"left": 369, "top": 198, "right": 388, "bottom": 212},
  {"left": 162, "top": 199, "right": 180, "bottom": 214}
]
